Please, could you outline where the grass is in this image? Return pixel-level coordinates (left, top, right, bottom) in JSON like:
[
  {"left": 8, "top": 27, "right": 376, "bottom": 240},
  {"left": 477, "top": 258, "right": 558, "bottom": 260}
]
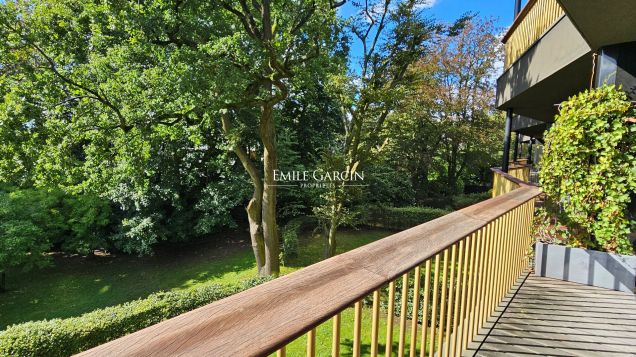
[
  {"left": 0, "top": 228, "right": 393, "bottom": 330},
  {"left": 279, "top": 306, "right": 432, "bottom": 357}
]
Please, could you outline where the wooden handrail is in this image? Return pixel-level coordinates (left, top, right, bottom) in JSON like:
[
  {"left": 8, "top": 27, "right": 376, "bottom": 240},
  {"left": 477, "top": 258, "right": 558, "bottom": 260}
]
[
  {"left": 491, "top": 167, "right": 537, "bottom": 188},
  {"left": 77, "top": 186, "right": 540, "bottom": 357}
]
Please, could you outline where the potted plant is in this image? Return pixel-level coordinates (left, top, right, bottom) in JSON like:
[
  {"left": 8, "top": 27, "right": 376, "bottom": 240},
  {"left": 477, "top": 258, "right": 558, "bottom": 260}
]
[{"left": 533, "top": 85, "right": 636, "bottom": 293}]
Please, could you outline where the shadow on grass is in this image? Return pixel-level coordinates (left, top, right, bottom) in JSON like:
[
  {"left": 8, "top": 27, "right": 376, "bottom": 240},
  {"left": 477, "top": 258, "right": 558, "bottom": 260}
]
[{"left": 340, "top": 339, "right": 424, "bottom": 356}]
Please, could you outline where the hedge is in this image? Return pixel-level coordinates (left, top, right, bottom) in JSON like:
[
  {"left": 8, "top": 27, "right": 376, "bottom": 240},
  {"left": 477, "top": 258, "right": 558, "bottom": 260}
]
[
  {"left": 0, "top": 277, "right": 270, "bottom": 357},
  {"left": 367, "top": 206, "right": 451, "bottom": 230},
  {"left": 281, "top": 216, "right": 317, "bottom": 264},
  {"left": 419, "top": 191, "right": 491, "bottom": 210}
]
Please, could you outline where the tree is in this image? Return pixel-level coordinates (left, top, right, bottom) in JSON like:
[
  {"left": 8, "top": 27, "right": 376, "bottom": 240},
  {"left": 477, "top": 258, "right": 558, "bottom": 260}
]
[
  {"left": 317, "top": 0, "right": 439, "bottom": 257},
  {"left": 425, "top": 17, "right": 502, "bottom": 194},
  {"left": 0, "top": 0, "right": 343, "bottom": 276},
  {"left": 0, "top": 188, "right": 54, "bottom": 292},
  {"left": 216, "top": 1, "right": 344, "bottom": 276}
]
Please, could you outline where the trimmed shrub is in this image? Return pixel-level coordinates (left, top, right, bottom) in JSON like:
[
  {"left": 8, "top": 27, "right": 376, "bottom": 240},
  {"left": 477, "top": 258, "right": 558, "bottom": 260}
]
[
  {"left": 368, "top": 206, "right": 451, "bottom": 230},
  {"left": 281, "top": 216, "right": 317, "bottom": 264},
  {"left": 451, "top": 192, "right": 491, "bottom": 209},
  {"left": 541, "top": 85, "right": 635, "bottom": 254},
  {"left": 418, "top": 192, "right": 491, "bottom": 211},
  {"left": 0, "top": 280, "right": 266, "bottom": 356}
]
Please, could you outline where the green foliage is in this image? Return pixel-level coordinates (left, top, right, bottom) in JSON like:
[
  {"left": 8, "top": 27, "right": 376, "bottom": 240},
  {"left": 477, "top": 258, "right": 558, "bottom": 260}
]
[
  {"left": 449, "top": 192, "right": 492, "bottom": 210},
  {"left": 281, "top": 216, "right": 318, "bottom": 264},
  {"left": 0, "top": 186, "right": 111, "bottom": 272},
  {"left": 0, "top": 280, "right": 257, "bottom": 356},
  {"left": 541, "top": 86, "right": 636, "bottom": 254},
  {"left": 367, "top": 206, "right": 451, "bottom": 230},
  {"left": 532, "top": 204, "right": 593, "bottom": 249}
]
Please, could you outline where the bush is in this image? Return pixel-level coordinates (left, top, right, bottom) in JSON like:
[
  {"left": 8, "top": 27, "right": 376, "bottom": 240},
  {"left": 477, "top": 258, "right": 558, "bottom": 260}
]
[
  {"left": 367, "top": 206, "right": 451, "bottom": 230},
  {"left": 0, "top": 280, "right": 264, "bottom": 356},
  {"left": 281, "top": 216, "right": 317, "bottom": 264},
  {"left": 541, "top": 86, "right": 636, "bottom": 254},
  {"left": 418, "top": 192, "right": 491, "bottom": 210},
  {"left": 450, "top": 192, "right": 491, "bottom": 209}
]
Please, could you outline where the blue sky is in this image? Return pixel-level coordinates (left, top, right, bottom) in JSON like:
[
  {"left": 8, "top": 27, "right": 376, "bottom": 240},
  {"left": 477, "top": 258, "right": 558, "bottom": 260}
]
[
  {"left": 338, "top": 0, "right": 526, "bottom": 74},
  {"left": 340, "top": 0, "right": 526, "bottom": 30},
  {"left": 427, "top": 0, "right": 521, "bottom": 27}
]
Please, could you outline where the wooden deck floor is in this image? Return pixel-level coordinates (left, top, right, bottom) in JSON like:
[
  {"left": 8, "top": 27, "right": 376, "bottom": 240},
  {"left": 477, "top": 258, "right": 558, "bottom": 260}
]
[{"left": 466, "top": 273, "right": 636, "bottom": 357}]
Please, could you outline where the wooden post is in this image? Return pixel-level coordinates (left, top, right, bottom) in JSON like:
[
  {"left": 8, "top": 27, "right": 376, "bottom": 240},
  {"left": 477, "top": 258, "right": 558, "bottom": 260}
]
[
  {"left": 513, "top": 132, "right": 520, "bottom": 164},
  {"left": 502, "top": 109, "right": 513, "bottom": 172},
  {"left": 514, "top": 0, "right": 522, "bottom": 16}
]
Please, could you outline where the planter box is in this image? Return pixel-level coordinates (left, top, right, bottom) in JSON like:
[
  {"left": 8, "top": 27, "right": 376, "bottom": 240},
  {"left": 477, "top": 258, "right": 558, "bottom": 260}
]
[{"left": 535, "top": 242, "right": 636, "bottom": 293}]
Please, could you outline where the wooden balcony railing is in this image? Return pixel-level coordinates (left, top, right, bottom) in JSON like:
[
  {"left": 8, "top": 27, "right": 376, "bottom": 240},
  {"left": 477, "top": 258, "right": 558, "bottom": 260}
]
[
  {"left": 78, "top": 177, "right": 540, "bottom": 357},
  {"left": 502, "top": 0, "right": 565, "bottom": 68},
  {"left": 491, "top": 164, "right": 535, "bottom": 198}
]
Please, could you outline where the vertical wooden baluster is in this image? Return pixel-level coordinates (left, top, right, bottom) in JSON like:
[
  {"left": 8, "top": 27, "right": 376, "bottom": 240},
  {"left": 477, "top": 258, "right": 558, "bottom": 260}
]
[
  {"left": 443, "top": 244, "right": 457, "bottom": 357},
  {"left": 471, "top": 228, "right": 485, "bottom": 341},
  {"left": 277, "top": 347, "right": 286, "bottom": 357},
  {"left": 436, "top": 249, "right": 449, "bottom": 357},
  {"left": 511, "top": 206, "right": 519, "bottom": 277},
  {"left": 501, "top": 213, "right": 511, "bottom": 299},
  {"left": 451, "top": 239, "right": 465, "bottom": 357},
  {"left": 398, "top": 273, "right": 409, "bottom": 357},
  {"left": 478, "top": 223, "right": 492, "bottom": 330},
  {"left": 527, "top": 200, "right": 535, "bottom": 266},
  {"left": 517, "top": 205, "right": 526, "bottom": 274},
  {"left": 522, "top": 203, "right": 530, "bottom": 271},
  {"left": 489, "top": 217, "right": 500, "bottom": 313},
  {"left": 519, "top": 204, "right": 527, "bottom": 271},
  {"left": 490, "top": 219, "right": 499, "bottom": 317},
  {"left": 353, "top": 301, "right": 362, "bottom": 357},
  {"left": 529, "top": 198, "right": 536, "bottom": 250},
  {"left": 428, "top": 254, "right": 441, "bottom": 357},
  {"left": 526, "top": 201, "right": 533, "bottom": 267},
  {"left": 504, "top": 211, "right": 514, "bottom": 292},
  {"left": 514, "top": 206, "right": 524, "bottom": 276},
  {"left": 496, "top": 215, "right": 507, "bottom": 306},
  {"left": 520, "top": 204, "right": 528, "bottom": 274},
  {"left": 386, "top": 281, "right": 396, "bottom": 357},
  {"left": 371, "top": 290, "right": 381, "bottom": 357},
  {"left": 332, "top": 313, "right": 341, "bottom": 357},
  {"left": 462, "top": 233, "right": 477, "bottom": 352},
  {"left": 307, "top": 328, "right": 316, "bottom": 357},
  {"left": 410, "top": 266, "right": 421, "bottom": 357},
  {"left": 420, "top": 260, "right": 432, "bottom": 357},
  {"left": 497, "top": 215, "right": 506, "bottom": 308}
]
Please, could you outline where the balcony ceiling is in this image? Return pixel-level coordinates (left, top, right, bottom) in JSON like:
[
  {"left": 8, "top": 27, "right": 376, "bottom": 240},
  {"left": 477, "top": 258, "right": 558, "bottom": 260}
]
[
  {"left": 496, "top": 16, "right": 591, "bottom": 120},
  {"left": 502, "top": 54, "right": 591, "bottom": 124},
  {"left": 559, "top": 0, "right": 636, "bottom": 50}
]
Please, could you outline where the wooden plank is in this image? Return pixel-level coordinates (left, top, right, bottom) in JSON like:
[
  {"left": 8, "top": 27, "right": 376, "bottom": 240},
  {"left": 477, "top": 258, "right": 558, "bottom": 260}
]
[{"left": 471, "top": 276, "right": 636, "bottom": 357}]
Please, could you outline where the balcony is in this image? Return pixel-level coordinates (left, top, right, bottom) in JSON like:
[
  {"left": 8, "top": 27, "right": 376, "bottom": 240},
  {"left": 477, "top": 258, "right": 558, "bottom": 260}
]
[
  {"left": 76, "top": 167, "right": 636, "bottom": 357},
  {"left": 502, "top": 0, "right": 565, "bottom": 69},
  {"left": 497, "top": 0, "right": 636, "bottom": 129}
]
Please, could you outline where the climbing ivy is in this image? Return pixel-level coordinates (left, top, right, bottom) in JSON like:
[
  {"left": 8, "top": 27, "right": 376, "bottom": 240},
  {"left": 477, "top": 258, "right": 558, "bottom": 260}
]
[{"left": 541, "top": 85, "right": 636, "bottom": 254}]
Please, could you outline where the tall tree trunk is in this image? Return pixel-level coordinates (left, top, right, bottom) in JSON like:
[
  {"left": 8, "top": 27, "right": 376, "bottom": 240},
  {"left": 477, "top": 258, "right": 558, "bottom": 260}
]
[
  {"left": 260, "top": 102, "right": 280, "bottom": 276},
  {"left": 256, "top": 0, "right": 280, "bottom": 277},
  {"left": 222, "top": 114, "right": 266, "bottom": 275},
  {"left": 326, "top": 213, "right": 339, "bottom": 258},
  {"left": 0, "top": 271, "right": 5, "bottom": 292},
  {"left": 324, "top": 184, "right": 343, "bottom": 258}
]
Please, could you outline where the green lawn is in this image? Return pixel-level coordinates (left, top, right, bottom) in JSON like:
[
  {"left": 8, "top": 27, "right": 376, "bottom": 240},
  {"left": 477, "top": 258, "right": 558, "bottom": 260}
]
[
  {"left": 280, "top": 306, "right": 432, "bottom": 357},
  {"left": 0, "top": 228, "right": 393, "bottom": 330}
]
